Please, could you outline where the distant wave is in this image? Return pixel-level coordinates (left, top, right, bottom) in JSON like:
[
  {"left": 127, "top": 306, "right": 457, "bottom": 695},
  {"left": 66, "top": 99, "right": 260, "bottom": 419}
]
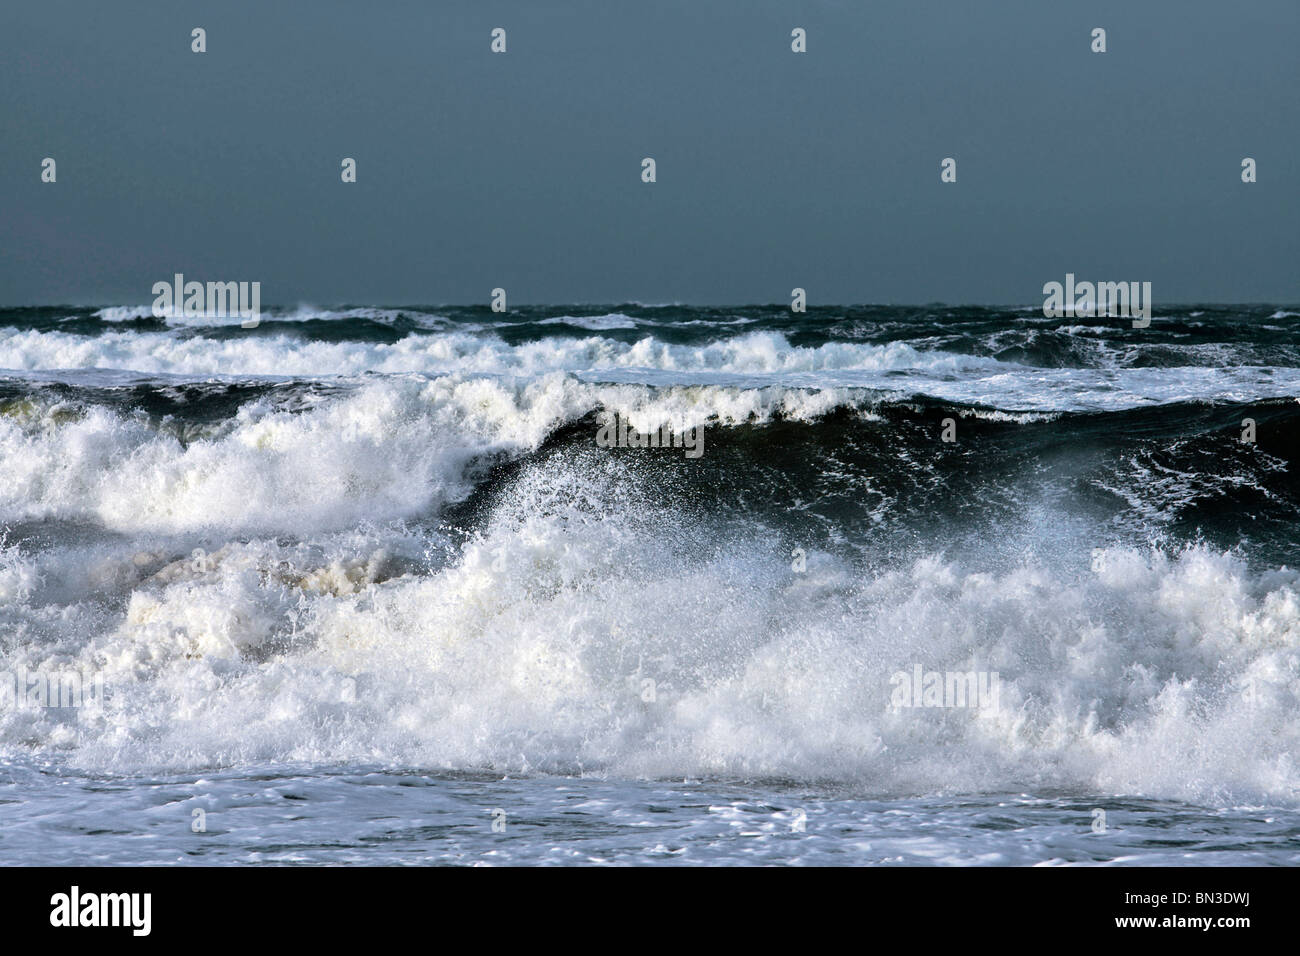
[{"left": 1, "top": 338, "right": 1299, "bottom": 412}]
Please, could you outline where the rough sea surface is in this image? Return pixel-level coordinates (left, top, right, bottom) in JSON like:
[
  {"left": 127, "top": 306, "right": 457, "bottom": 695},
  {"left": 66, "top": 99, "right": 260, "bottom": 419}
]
[{"left": 1, "top": 304, "right": 1298, "bottom": 865}]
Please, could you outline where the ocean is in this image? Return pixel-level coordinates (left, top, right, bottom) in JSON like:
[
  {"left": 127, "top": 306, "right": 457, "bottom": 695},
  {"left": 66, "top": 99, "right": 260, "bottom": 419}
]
[{"left": 1, "top": 303, "right": 1298, "bottom": 865}]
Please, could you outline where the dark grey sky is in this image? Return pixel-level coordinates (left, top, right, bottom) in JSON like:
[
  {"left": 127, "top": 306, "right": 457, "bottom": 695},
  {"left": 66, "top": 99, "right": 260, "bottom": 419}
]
[{"left": 3, "top": 0, "right": 1296, "bottom": 306}]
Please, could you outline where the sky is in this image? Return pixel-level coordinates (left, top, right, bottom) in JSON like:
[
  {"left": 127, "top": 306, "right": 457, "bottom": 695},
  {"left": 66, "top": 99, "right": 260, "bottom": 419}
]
[{"left": 2, "top": 0, "right": 1297, "bottom": 306}]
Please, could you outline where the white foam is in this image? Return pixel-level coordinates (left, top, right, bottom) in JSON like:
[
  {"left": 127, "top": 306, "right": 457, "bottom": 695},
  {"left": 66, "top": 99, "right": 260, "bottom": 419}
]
[
  {"left": 538, "top": 314, "right": 640, "bottom": 331},
  {"left": 0, "top": 327, "right": 999, "bottom": 378},
  {"left": 4, "top": 326, "right": 1300, "bottom": 411},
  {"left": 93, "top": 306, "right": 155, "bottom": 322},
  {"left": 3, "top": 473, "right": 1298, "bottom": 807},
  {"left": 1, "top": 321, "right": 1298, "bottom": 806}
]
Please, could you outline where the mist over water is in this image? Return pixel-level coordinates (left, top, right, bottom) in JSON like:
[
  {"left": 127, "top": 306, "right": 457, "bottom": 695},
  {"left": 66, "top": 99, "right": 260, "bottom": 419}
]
[{"left": 2, "top": 304, "right": 1299, "bottom": 864}]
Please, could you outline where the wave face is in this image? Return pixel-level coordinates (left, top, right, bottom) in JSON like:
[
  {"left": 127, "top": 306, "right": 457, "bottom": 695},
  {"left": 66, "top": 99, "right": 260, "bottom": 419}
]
[{"left": 1, "top": 304, "right": 1299, "bottom": 807}]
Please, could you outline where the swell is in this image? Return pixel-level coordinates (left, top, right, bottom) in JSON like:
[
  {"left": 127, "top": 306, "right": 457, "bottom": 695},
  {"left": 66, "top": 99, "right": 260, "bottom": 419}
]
[
  {"left": 452, "top": 396, "right": 1300, "bottom": 568},
  {"left": 2, "top": 374, "right": 1298, "bottom": 565}
]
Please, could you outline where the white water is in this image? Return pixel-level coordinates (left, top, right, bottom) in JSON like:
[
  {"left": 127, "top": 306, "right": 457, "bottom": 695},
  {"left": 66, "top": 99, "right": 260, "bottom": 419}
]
[
  {"left": 1, "top": 390, "right": 1298, "bottom": 806},
  {"left": 6, "top": 325, "right": 1300, "bottom": 411},
  {"left": 2, "top": 317, "right": 1298, "bottom": 864}
]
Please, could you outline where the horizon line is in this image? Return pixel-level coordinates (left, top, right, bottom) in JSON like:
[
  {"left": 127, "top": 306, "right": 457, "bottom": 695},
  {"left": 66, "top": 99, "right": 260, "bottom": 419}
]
[{"left": 3, "top": 300, "right": 1299, "bottom": 310}]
